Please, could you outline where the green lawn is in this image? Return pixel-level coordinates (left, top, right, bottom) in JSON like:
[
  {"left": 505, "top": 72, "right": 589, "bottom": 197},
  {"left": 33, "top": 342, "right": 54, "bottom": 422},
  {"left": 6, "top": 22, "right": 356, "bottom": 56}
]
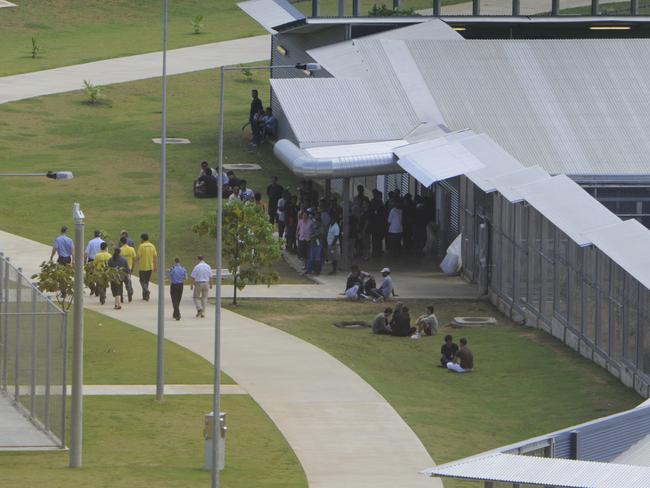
[
  {"left": 0, "top": 0, "right": 264, "bottom": 76},
  {"left": 80, "top": 308, "right": 231, "bottom": 384},
  {"left": 0, "top": 395, "right": 307, "bottom": 488},
  {"left": 0, "top": 66, "right": 309, "bottom": 284},
  {"left": 226, "top": 298, "right": 642, "bottom": 486}
]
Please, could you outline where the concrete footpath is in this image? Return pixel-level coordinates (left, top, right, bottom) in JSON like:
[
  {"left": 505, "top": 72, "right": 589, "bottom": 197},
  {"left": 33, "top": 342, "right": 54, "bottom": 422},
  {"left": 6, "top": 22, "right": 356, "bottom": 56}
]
[
  {"left": 0, "top": 35, "right": 270, "bottom": 104},
  {"left": 0, "top": 230, "right": 441, "bottom": 487},
  {"left": 420, "top": 0, "right": 602, "bottom": 15}
]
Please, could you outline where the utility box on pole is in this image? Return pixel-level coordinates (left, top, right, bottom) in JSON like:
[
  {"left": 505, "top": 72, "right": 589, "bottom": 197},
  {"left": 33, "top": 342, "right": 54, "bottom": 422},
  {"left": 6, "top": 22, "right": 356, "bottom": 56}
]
[{"left": 203, "top": 412, "right": 226, "bottom": 471}]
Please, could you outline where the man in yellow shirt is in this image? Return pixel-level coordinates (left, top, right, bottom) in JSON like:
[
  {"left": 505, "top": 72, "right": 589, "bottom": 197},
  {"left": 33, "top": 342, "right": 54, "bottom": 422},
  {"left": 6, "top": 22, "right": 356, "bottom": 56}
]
[
  {"left": 94, "top": 242, "right": 112, "bottom": 305},
  {"left": 120, "top": 236, "right": 136, "bottom": 303},
  {"left": 136, "top": 233, "right": 157, "bottom": 301}
]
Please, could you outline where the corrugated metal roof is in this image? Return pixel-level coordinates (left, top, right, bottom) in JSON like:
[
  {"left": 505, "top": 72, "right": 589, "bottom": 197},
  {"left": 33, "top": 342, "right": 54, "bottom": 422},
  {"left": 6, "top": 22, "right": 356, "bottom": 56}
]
[
  {"left": 461, "top": 134, "right": 524, "bottom": 192},
  {"left": 237, "top": 0, "right": 304, "bottom": 34},
  {"left": 424, "top": 452, "right": 650, "bottom": 488},
  {"left": 270, "top": 78, "right": 420, "bottom": 147},
  {"left": 304, "top": 140, "right": 407, "bottom": 159},
  {"left": 583, "top": 219, "right": 650, "bottom": 290},
  {"left": 403, "top": 39, "right": 650, "bottom": 176},
  {"left": 513, "top": 175, "right": 621, "bottom": 246},
  {"left": 394, "top": 132, "right": 485, "bottom": 187}
]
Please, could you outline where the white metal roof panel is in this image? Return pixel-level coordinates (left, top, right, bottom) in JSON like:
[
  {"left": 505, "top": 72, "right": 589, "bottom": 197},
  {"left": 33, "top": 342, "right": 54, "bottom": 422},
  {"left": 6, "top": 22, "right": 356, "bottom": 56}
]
[
  {"left": 423, "top": 452, "right": 650, "bottom": 488},
  {"left": 514, "top": 175, "right": 621, "bottom": 246},
  {"left": 304, "top": 140, "right": 407, "bottom": 159},
  {"left": 583, "top": 219, "right": 650, "bottom": 291},
  {"left": 394, "top": 133, "right": 485, "bottom": 187},
  {"left": 271, "top": 78, "right": 420, "bottom": 146},
  {"left": 405, "top": 39, "right": 650, "bottom": 176},
  {"left": 490, "top": 165, "right": 551, "bottom": 202},
  {"left": 461, "top": 134, "right": 524, "bottom": 192},
  {"left": 237, "top": 0, "right": 305, "bottom": 34}
]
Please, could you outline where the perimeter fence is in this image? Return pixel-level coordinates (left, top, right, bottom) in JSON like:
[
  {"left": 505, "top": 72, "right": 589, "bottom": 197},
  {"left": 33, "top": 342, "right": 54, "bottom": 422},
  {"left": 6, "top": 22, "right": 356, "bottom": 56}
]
[{"left": 0, "top": 253, "right": 67, "bottom": 448}]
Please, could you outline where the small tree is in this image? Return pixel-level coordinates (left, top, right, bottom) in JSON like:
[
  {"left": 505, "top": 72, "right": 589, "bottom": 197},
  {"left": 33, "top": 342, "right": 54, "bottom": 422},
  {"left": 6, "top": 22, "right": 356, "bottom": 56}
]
[
  {"left": 191, "top": 15, "right": 204, "bottom": 34},
  {"left": 31, "top": 37, "right": 41, "bottom": 59},
  {"left": 32, "top": 261, "right": 75, "bottom": 310},
  {"left": 193, "top": 201, "right": 282, "bottom": 305},
  {"left": 83, "top": 80, "right": 102, "bottom": 105},
  {"left": 84, "top": 262, "right": 121, "bottom": 298}
]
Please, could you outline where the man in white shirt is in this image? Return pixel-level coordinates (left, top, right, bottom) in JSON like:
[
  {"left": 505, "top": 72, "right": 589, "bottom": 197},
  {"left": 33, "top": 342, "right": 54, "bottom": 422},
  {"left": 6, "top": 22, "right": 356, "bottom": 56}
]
[
  {"left": 369, "top": 268, "right": 394, "bottom": 303},
  {"left": 387, "top": 205, "right": 403, "bottom": 256},
  {"left": 85, "top": 230, "right": 105, "bottom": 262},
  {"left": 326, "top": 218, "right": 341, "bottom": 275},
  {"left": 190, "top": 255, "right": 212, "bottom": 318}
]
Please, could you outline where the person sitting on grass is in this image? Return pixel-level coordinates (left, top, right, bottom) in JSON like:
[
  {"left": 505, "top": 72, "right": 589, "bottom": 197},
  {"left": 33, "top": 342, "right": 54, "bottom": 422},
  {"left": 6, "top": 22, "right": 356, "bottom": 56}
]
[
  {"left": 389, "top": 302, "right": 415, "bottom": 337},
  {"left": 440, "top": 334, "right": 458, "bottom": 367},
  {"left": 368, "top": 267, "right": 394, "bottom": 303},
  {"left": 447, "top": 337, "right": 473, "bottom": 373},
  {"left": 411, "top": 305, "right": 439, "bottom": 340},
  {"left": 372, "top": 308, "right": 392, "bottom": 335},
  {"left": 261, "top": 107, "right": 278, "bottom": 141},
  {"left": 195, "top": 166, "right": 218, "bottom": 198}
]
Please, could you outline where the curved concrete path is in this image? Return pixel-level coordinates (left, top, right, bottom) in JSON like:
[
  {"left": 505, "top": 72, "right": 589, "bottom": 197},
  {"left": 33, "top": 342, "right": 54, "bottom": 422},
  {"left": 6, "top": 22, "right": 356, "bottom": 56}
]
[{"left": 1, "top": 233, "right": 442, "bottom": 487}]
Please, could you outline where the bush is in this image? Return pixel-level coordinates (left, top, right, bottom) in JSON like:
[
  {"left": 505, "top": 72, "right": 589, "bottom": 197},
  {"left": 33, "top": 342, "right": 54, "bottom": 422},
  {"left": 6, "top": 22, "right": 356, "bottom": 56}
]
[{"left": 368, "top": 3, "right": 418, "bottom": 16}]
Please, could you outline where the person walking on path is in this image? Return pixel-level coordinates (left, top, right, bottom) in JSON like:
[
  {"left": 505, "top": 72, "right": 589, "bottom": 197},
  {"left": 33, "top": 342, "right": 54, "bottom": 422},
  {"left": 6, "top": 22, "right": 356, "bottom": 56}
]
[
  {"left": 169, "top": 257, "right": 187, "bottom": 321},
  {"left": 119, "top": 236, "right": 136, "bottom": 303},
  {"left": 107, "top": 247, "right": 129, "bottom": 310},
  {"left": 50, "top": 226, "right": 74, "bottom": 265},
  {"left": 447, "top": 337, "right": 474, "bottom": 373},
  {"left": 94, "top": 242, "right": 112, "bottom": 305},
  {"left": 85, "top": 230, "right": 104, "bottom": 263},
  {"left": 136, "top": 233, "right": 157, "bottom": 301},
  {"left": 190, "top": 255, "right": 212, "bottom": 318}
]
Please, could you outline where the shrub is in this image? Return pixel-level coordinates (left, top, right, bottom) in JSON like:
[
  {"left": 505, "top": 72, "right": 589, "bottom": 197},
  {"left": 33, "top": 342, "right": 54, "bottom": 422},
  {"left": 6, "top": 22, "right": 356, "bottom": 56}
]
[
  {"left": 83, "top": 80, "right": 102, "bottom": 105},
  {"left": 191, "top": 15, "right": 204, "bottom": 34}
]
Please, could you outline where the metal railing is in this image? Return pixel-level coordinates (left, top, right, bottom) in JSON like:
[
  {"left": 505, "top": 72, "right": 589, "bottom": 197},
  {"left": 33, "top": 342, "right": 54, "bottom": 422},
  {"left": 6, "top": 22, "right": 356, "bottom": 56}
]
[{"left": 0, "top": 253, "right": 68, "bottom": 448}]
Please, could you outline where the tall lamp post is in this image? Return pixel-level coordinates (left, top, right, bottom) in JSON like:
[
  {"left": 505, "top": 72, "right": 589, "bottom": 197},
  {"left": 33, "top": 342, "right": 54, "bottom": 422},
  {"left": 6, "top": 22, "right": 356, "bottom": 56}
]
[
  {"left": 212, "top": 62, "right": 321, "bottom": 488},
  {"left": 69, "top": 203, "right": 85, "bottom": 468}
]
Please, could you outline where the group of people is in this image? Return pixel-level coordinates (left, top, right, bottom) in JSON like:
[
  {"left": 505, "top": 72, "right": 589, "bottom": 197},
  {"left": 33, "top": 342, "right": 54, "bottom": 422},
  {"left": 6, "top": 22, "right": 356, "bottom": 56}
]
[
  {"left": 50, "top": 227, "right": 216, "bottom": 320},
  {"left": 372, "top": 303, "right": 439, "bottom": 339},
  {"left": 243, "top": 89, "right": 278, "bottom": 147},
  {"left": 440, "top": 335, "right": 474, "bottom": 373},
  {"left": 194, "top": 162, "right": 261, "bottom": 202},
  {"left": 349, "top": 185, "right": 436, "bottom": 259},
  {"left": 344, "top": 266, "right": 395, "bottom": 303}
]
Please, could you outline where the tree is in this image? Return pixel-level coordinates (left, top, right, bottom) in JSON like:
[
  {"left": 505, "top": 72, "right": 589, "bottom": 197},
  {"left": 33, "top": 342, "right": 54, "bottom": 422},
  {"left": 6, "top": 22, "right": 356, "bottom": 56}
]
[
  {"left": 32, "top": 261, "right": 75, "bottom": 310},
  {"left": 368, "top": 3, "right": 418, "bottom": 16},
  {"left": 193, "top": 201, "right": 282, "bottom": 305}
]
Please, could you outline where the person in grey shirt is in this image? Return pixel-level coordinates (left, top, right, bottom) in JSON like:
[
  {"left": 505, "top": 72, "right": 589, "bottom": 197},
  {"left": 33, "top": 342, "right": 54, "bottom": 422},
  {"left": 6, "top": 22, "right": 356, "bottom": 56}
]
[
  {"left": 369, "top": 268, "right": 394, "bottom": 303},
  {"left": 372, "top": 308, "right": 392, "bottom": 335}
]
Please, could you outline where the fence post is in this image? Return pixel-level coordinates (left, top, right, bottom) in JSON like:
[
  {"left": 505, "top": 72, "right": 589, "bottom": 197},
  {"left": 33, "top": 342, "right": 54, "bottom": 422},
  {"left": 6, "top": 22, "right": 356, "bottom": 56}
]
[
  {"left": 433, "top": 0, "right": 441, "bottom": 16},
  {"left": 0, "top": 253, "right": 4, "bottom": 390},
  {"left": 30, "top": 287, "right": 37, "bottom": 418},
  {"left": 1, "top": 256, "right": 8, "bottom": 391},
  {"left": 14, "top": 267, "right": 22, "bottom": 401},
  {"left": 44, "top": 299, "right": 52, "bottom": 430},
  {"left": 61, "top": 310, "right": 69, "bottom": 449}
]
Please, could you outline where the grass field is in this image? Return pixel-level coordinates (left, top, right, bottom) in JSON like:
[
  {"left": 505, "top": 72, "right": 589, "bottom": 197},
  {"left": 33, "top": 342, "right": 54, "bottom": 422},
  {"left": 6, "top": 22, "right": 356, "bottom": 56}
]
[
  {"left": 80, "top": 308, "right": 231, "bottom": 384},
  {"left": 0, "top": 395, "right": 307, "bottom": 488},
  {"left": 227, "top": 298, "right": 642, "bottom": 486},
  {"left": 0, "top": 66, "right": 310, "bottom": 284},
  {"left": 0, "top": 0, "right": 264, "bottom": 77}
]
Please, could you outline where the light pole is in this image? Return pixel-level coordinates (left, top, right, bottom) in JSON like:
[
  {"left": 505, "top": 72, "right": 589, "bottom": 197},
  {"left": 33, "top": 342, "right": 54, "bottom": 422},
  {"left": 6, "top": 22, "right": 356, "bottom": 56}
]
[
  {"left": 156, "top": 0, "right": 169, "bottom": 402},
  {"left": 69, "top": 202, "right": 84, "bottom": 468},
  {"left": 211, "top": 61, "right": 321, "bottom": 488}
]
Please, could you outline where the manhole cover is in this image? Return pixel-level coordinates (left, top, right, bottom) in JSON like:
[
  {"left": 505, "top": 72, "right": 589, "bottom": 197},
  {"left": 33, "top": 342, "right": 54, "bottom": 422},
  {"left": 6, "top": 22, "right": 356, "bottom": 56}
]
[
  {"left": 333, "top": 321, "right": 370, "bottom": 329},
  {"left": 452, "top": 317, "right": 497, "bottom": 327},
  {"left": 152, "top": 138, "right": 191, "bottom": 144},
  {"left": 223, "top": 163, "right": 262, "bottom": 171}
]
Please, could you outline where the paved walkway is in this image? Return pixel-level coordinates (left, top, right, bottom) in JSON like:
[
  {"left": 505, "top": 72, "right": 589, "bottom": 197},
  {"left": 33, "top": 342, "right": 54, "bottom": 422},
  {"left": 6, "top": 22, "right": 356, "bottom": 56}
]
[
  {"left": 420, "top": 0, "right": 602, "bottom": 15},
  {"left": 0, "top": 35, "right": 270, "bottom": 104},
  {"left": 1, "top": 232, "right": 442, "bottom": 486},
  {"left": 0, "top": 393, "right": 59, "bottom": 451}
]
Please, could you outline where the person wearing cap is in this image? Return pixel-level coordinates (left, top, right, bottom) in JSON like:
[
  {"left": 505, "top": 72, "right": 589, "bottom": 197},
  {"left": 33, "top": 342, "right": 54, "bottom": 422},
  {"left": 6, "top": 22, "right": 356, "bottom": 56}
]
[
  {"left": 85, "top": 230, "right": 104, "bottom": 263},
  {"left": 136, "top": 233, "right": 157, "bottom": 301},
  {"left": 368, "top": 268, "right": 394, "bottom": 303},
  {"left": 190, "top": 255, "right": 212, "bottom": 318},
  {"left": 169, "top": 257, "right": 187, "bottom": 320},
  {"left": 51, "top": 226, "right": 74, "bottom": 265}
]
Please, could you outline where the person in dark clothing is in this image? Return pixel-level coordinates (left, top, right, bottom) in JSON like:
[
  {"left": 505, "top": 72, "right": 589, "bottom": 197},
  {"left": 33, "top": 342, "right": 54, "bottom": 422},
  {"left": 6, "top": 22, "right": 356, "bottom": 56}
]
[
  {"left": 107, "top": 247, "right": 129, "bottom": 310},
  {"left": 448, "top": 337, "right": 474, "bottom": 373},
  {"left": 196, "top": 167, "right": 218, "bottom": 198},
  {"left": 440, "top": 334, "right": 459, "bottom": 367},
  {"left": 402, "top": 193, "right": 416, "bottom": 250},
  {"left": 390, "top": 303, "right": 416, "bottom": 337},
  {"left": 285, "top": 195, "right": 298, "bottom": 253},
  {"left": 243, "top": 89, "right": 264, "bottom": 144},
  {"left": 369, "top": 189, "right": 386, "bottom": 257},
  {"left": 267, "top": 176, "right": 284, "bottom": 224}
]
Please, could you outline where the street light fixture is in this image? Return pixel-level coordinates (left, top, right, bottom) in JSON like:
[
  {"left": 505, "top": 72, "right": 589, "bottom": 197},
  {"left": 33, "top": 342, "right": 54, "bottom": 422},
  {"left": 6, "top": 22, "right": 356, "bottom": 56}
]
[
  {"left": 0, "top": 171, "right": 74, "bottom": 180},
  {"left": 210, "top": 60, "right": 322, "bottom": 488}
]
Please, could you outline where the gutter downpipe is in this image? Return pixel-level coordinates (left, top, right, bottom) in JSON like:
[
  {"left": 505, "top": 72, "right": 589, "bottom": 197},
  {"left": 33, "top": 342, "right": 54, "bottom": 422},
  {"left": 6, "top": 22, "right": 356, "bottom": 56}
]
[{"left": 274, "top": 139, "right": 403, "bottom": 269}]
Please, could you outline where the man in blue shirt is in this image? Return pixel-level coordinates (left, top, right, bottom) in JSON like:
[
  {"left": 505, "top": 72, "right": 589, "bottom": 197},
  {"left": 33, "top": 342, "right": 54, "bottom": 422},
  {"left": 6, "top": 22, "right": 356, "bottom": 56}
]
[
  {"left": 169, "top": 257, "right": 187, "bottom": 321},
  {"left": 50, "top": 226, "right": 74, "bottom": 265}
]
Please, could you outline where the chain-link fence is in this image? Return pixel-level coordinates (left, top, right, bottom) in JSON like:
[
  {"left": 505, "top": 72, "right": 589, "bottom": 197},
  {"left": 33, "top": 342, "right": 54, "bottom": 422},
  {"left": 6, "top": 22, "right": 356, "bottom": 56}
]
[{"left": 0, "top": 253, "right": 67, "bottom": 448}]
